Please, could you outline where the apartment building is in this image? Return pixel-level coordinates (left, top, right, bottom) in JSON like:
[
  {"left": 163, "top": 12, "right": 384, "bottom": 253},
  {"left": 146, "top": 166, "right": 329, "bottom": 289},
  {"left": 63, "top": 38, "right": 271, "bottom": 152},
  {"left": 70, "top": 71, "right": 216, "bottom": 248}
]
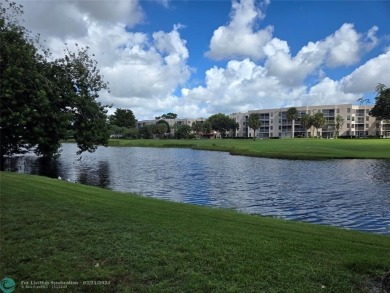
[
  {"left": 232, "top": 104, "right": 390, "bottom": 139},
  {"left": 136, "top": 104, "right": 389, "bottom": 139}
]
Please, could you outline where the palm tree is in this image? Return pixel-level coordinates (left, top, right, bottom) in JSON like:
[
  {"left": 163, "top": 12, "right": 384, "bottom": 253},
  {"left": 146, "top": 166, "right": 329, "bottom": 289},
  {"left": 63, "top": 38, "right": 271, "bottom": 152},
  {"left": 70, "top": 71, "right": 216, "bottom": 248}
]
[
  {"left": 286, "top": 107, "right": 299, "bottom": 138},
  {"left": 247, "top": 113, "right": 261, "bottom": 139},
  {"left": 334, "top": 114, "right": 344, "bottom": 138},
  {"left": 300, "top": 114, "right": 313, "bottom": 138},
  {"left": 312, "top": 112, "right": 326, "bottom": 138}
]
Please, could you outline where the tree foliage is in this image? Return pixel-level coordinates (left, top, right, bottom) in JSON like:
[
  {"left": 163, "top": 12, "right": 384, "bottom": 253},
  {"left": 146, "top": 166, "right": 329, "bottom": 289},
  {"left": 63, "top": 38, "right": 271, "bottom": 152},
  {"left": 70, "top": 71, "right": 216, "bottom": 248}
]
[
  {"left": 109, "top": 108, "right": 136, "bottom": 128},
  {"left": 369, "top": 83, "right": 390, "bottom": 120},
  {"left": 207, "top": 113, "right": 236, "bottom": 138},
  {"left": 300, "top": 114, "right": 313, "bottom": 138},
  {"left": 174, "top": 124, "right": 192, "bottom": 139},
  {"left": 155, "top": 112, "right": 178, "bottom": 120},
  {"left": 191, "top": 121, "right": 204, "bottom": 134},
  {"left": 286, "top": 107, "right": 299, "bottom": 138},
  {"left": 312, "top": 112, "right": 326, "bottom": 137},
  {"left": 202, "top": 121, "right": 213, "bottom": 135},
  {"left": 334, "top": 114, "right": 344, "bottom": 138},
  {"left": 155, "top": 123, "right": 168, "bottom": 138},
  {"left": 157, "top": 120, "right": 170, "bottom": 134},
  {"left": 286, "top": 107, "right": 298, "bottom": 122},
  {"left": 247, "top": 113, "right": 261, "bottom": 139},
  {"left": 0, "top": 1, "right": 110, "bottom": 168}
]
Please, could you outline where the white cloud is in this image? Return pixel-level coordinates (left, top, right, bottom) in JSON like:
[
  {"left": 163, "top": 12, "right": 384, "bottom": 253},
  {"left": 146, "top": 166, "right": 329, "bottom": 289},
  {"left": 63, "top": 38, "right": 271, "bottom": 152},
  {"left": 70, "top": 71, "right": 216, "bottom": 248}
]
[
  {"left": 205, "top": 0, "right": 273, "bottom": 61},
  {"left": 180, "top": 59, "right": 304, "bottom": 115},
  {"left": 182, "top": 41, "right": 389, "bottom": 117},
  {"left": 301, "top": 78, "right": 359, "bottom": 106},
  {"left": 16, "top": 0, "right": 192, "bottom": 120},
  {"left": 12, "top": 0, "right": 388, "bottom": 120},
  {"left": 265, "top": 23, "right": 380, "bottom": 86},
  {"left": 340, "top": 51, "right": 390, "bottom": 93},
  {"left": 325, "top": 23, "right": 361, "bottom": 67},
  {"left": 15, "top": 0, "right": 143, "bottom": 39}
]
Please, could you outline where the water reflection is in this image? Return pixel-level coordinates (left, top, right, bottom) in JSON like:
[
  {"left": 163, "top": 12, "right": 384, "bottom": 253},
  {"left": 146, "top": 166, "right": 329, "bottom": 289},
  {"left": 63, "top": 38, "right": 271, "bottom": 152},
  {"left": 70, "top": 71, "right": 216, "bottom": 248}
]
[{"left": 4, "top": 143, "right": 390, "bottom": 235}]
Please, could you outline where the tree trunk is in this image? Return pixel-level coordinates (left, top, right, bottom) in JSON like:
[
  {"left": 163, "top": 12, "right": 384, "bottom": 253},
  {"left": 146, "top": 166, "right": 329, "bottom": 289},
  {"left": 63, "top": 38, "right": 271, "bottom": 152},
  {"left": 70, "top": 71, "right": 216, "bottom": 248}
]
[
  {"left": 1, "top": 156, "right": 5, "bottom": 171},
  {"left": 292, "top": 119, "right": 295, "bottom": 138}
]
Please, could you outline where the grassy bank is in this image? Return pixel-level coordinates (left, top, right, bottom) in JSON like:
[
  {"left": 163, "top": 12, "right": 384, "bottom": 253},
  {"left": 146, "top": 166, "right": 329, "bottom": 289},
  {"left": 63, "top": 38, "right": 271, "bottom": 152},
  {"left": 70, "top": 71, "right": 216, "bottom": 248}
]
[
  {"left": 107, "top": 138, "right": 390, "bottom": 160},
  {"left": 1, "top": 172, "right": 389, "bottom": 292}
]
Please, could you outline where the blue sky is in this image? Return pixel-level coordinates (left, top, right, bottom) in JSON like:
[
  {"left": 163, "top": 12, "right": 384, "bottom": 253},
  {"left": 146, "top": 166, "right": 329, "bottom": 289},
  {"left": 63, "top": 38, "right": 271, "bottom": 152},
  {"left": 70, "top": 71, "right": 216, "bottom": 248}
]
[
  {"left": 139, "top": 0, "right": 389, "bottom": 84},
  {"left": 15, "top": 0, "right": 390, "bottom": 119}
]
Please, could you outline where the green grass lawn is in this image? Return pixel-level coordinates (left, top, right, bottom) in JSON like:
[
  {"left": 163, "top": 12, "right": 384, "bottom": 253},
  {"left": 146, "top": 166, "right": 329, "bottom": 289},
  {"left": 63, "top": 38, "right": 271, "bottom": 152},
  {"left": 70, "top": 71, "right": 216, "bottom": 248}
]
[
  {"left": 107, "top": 138, "right": 390, "bottom": 160},
  {"left": 1, "top": 172, "right": 389, "bottom": 292}
]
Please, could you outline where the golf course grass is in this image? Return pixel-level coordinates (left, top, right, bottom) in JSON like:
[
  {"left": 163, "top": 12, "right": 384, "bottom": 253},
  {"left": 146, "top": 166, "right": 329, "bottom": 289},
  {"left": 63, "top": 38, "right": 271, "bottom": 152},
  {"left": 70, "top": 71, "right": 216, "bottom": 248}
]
[
  {"left": 107, "top": 138, "right": 390, "bottom": 160},
  {"left": 1, "top": 172, "right": 389, "bottom": 292}
]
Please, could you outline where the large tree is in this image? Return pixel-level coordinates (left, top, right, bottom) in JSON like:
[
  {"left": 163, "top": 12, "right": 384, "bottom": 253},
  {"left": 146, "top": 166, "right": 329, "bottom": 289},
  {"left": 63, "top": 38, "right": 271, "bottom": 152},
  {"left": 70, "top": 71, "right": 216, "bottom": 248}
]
[
  {"left": 300, "top": 114, "right": 313, "bottom": 138},
  {"left": 369, "top": 83, "right": 390, "bottom": 120},
  {"left": 334, "top": 114, "right": 344, "bottom": 138},
  {"left": 247, "top": 113, "right": 261, "bottom": 139},
  {"left": 155, "top": 112, "right": 178, "bottom": 120},
  {"left": 202, "top": 121, "right": 213, "bottom": 136},
  {"left": 157, "top": 120, "right": 170, "bottom": 135},
  {"left": 155, "top": 123, "right": 168, "bottom": 138},
  {"left": 312, "top": 112, "right": 326, "bottom": 138},
  {"left": 175, "top": 124, "right": 192, "bottom": 139},
  {"left": 286, "top": 107, "right": 299, "bottom": 138},
  {"left": 207, "top": 113, "right": 237, "bottom": 138},
  {"left": 109, "top": 108, "right": 136, "bottom": 128},
  {"left": 192, "top": 121, "right": 203, "bottom": 134},
  {"left": 0, "top": 2, "right": 110, "bottom": 169}
]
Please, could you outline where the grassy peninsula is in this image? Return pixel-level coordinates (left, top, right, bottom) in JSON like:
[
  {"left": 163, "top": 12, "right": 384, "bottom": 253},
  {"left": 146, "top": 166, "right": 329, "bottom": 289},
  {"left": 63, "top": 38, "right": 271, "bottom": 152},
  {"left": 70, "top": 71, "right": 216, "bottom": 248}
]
[
  {"left": 107, "top": 138, "right": 390, "bottom": 160},
  {"left": 1, "top": 172, "right": 389, "bottom": 292}
]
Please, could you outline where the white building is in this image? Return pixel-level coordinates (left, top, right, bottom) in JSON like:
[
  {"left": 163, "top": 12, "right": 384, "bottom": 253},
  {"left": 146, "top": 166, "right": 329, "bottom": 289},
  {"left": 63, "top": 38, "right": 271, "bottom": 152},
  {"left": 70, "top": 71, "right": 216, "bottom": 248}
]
[{"left": 137, "top": 104, "right": 390, "bottom": 139}]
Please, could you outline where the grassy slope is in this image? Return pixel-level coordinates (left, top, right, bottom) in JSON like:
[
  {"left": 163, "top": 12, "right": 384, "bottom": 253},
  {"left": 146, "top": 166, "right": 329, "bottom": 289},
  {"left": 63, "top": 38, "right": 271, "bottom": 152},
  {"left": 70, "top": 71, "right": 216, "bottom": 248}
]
[
  {"left": 107, "top": 138, "right": 390, "bottom": 160},
  {"left": 1, "top": 172, "right": 389, "bottom": 292}
]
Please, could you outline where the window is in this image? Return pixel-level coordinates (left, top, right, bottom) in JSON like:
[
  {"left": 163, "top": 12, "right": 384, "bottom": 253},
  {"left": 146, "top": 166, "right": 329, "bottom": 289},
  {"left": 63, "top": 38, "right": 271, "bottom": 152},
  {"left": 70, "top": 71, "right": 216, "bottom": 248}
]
[
  {"left": 366, "top": 116, "right": 369, "bottom": 121},
  {"left": 347, "top": 108, "right": 351, "bottom": 113},
  {"left": 337, "top": 109, "right": 340, "bottom": 113},
  {"left": 366, "top": 124, "right": 369, "bottom": 128},
  {"left": 352, "top": 124, "right": 355, "bottom": 128},
  {"left": 347, "top": 123, "right": 350, "bottom": 128},
  {"left": 270, "top": 126, "right": 273, "bottom": 130},
  {"left": 347, "top": 116, "right": 350, "bottom": 121},
  {"left": 352, "top": 117, "right": 355, "bottom": 121}
]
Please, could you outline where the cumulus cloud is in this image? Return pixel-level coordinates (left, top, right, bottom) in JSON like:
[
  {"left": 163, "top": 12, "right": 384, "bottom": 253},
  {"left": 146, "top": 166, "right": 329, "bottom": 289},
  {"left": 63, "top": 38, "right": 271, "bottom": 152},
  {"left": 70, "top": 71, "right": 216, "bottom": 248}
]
[
  {"left": 12, "top": 0, "right": 388, "bottom": 120},
  {"left": 205, "top": 0, "right": 273, "bottom": 60},
  {"left": 182, "top": 32, "right": 387, "bottom": 116},
  {"left": 14, "top": 0, "right": 192, "bottom": 120},
  {"left": 180, "top": 59, "right": 303, "bottom": 115},
  {"left": 15, "top": 0, "right": 143, "bottom": 39},
  {"left": 265, "top": 23, "right": 380, "bottom": 86},
  {"left": 340, "top": 50, "right": 390, "bottom": 93},
  {"left": 301, "top": 78, "right": 359, "bottom": 106}
]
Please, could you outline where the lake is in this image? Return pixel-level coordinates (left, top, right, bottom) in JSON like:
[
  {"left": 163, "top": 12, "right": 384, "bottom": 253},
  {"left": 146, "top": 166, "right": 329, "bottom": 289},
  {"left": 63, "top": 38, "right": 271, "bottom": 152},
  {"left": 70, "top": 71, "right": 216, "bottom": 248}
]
[{"left": 5, "top": 143, "right": 390, "bottom": 235}]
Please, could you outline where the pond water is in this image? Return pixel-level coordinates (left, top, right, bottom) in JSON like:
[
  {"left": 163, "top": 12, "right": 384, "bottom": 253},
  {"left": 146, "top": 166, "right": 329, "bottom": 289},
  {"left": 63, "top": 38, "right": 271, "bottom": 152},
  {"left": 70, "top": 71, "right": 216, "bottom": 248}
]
[{"left": 5, "top": 143, "right": 390, "bottom": 235}]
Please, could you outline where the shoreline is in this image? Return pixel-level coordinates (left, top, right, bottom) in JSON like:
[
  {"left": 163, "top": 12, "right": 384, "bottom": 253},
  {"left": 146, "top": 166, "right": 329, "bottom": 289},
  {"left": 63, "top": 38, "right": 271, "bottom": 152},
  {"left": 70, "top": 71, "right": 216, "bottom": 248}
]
[{"left": 103, "top": 138, "right": 390, "bottom": 160}]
